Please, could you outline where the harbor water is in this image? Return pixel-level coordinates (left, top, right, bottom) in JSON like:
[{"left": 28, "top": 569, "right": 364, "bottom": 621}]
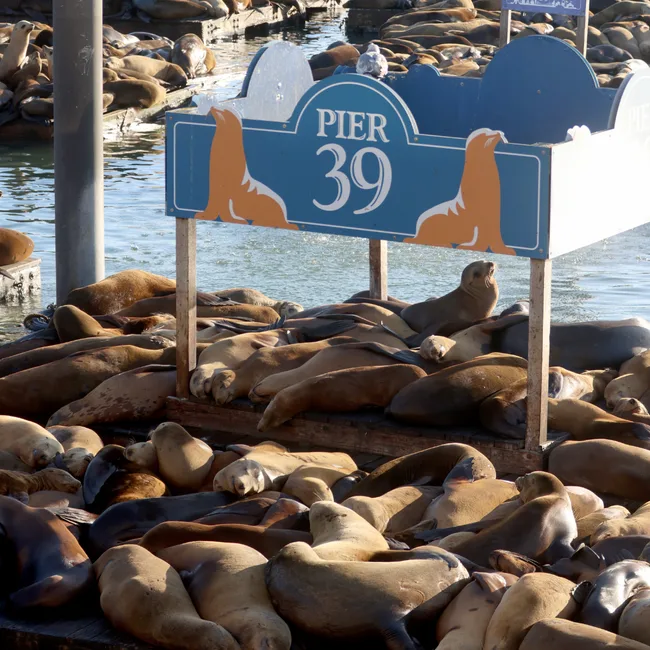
[{"left": 1, "top": 10, "right": 650, "bottom": 341}]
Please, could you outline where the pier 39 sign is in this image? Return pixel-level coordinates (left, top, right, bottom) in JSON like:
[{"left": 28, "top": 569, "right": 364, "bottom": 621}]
[{"left": 166, "top": 74, "right": 551, "bottom": 259}]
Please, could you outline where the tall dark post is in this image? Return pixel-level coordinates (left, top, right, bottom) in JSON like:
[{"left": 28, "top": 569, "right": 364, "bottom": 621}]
[{"left": 53, "top": 0, "right": 104, "bottom": 304}]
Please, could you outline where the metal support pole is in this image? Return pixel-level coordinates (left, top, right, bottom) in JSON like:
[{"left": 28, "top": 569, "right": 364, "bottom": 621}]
[{"left": 53, "top": 0, "right": 104, "bottom": 304}]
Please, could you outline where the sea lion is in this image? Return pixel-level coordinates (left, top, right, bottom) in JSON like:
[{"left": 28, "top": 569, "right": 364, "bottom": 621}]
[
  {"left": 0, "top": 345, "right": 177, "bottom": 418},
  {"left": 484, "top": 573, "right": 581, "bottom": 650},
  {"left": 63, "top": 270, "right": 176, "bottom": 315},
  {"left": 52, "top": 305, "right": 118, "bottom": 342},
  {"left": 133, "top": 0, "right": 226, "bottom": 20},
  {"left": 436, "top": 572, "right": 517, "bottom": 650},
  {"left": 548, "top": 398, "right": 650, "bottom": 446},
  {"left": 140, "top": 522, "right": 312, "bottom": 558},
  {"left": 214, "top": 442, "right": 356, "bottom": 497},
  {"left": 0, "top": 227, "right": 34, "bottom": 266},
  {"left": 157, "top": 541, "right": 291, "bottom": 650},
  {"left": 0, "top": 468, "right": 80, "bottom": 498},
  {"left": 0, "top": 416, "right": 63, "bottom": 468},
  {"left": 171, "top": 34, "right": 216, "bottom": 78},
  {"left": 249, "top": 342, "right": 428, "bottom": 403},
  {"left": 388, "top": 353, "right": 528, "bottom": 427},
  {"left": 591, "top": 501, "right": 650, "bottom": 543},
  {"left": 105, "top": 55, "right": 187, "bottom": 87},
  {"left": 400, "top": 261, "right": 499, "bottom": 339},
  {"left": 210, "top": 336, "right": 358, "bottom": 405},
  {"left": 0, "top": 451, "right": 31, "bottom": 472},
  {"left": 619, "top": 589, "right": 650, "bottom": 646},
  {"left": 576, "top": 505, "right": 631, "bottom": 541},
  {"left": 0, "top": 495, "right": 93, "bottom": 608},
  {"left": 613, "top": 397, "right": 650, "bottom": 423},
  {"left": 123, "top": 440, "right": 158, "bottom": 471},
  {"left": 597, "top": 536, "right": 650, "bottom": 565},
  {"left": 548, "top": 439, "right": 650, "bottom": 502},
  {"left": 212, "top": 288, "right": 302, "bottom": 318},
  {"left": 605, "top": 370, "right": 650, "bottom": 410},
  {"left": 259, "top": 497, "right": 309, "bottom": 529},
  {"left": 0, "top": 21, "right": 34, "bottom": 82},
  {"left": 421, "top": 468, "right": 519, "bottom": 528},
  {"left": 348, "top": 443, "right": 496, "bottom": 499},
  {"left": 258, "top": 364, "right": 427, "bottom": 431},
  {"left": 282, "top": 464, "right": 351, "bottom": 506},
  {"left": 0, "top": 333, "right": 171, "bottom": 379},
  {"left": 566, "top": 486, "right": 605, "bottom": 519},
  {"left": 28, "top": 489, "right": 85, "bottom": 509},
  {"left": 94, "top": 544, "right": 239, "bottom": 650},
  {"left": 342, "top": 485, "right": 442, "bottom": 534},
  {"left": 420, "top": 472, "right": 577, "bottom": 566},
  {"left": 103, "top": 78, "right": 166, "bottom": 110},
  {"left": 521, "top": 618, "right": 650, "bottom": 650},
  {"left": 193, "top": 493, "right": 281, "bottom": 526},
  {"left": 48, "top": 365, "right": 176, "bottom": 427},
  {"left": 150, "top": 422, "right": 213, "bottom": 492},
  {"left": 47, "top": 424, "right": 103, "bottom": 478},
  {"left": 266, "top": 544, "right": 469, "bottom": 647},
  {"left": 580, "top": 560, "right": 650, "bottom": 631},
  {"left": 87, "top": 491, "right": 235, "bottom": 557},
  {"left": 309, "top": 501, "right": 389, "bottom": 561},
  {"left": 191, "top": 330, "right": 292, "bottom": 401},
  {"left": 480, "top": 368, "right": 617, "bottom": 438}
]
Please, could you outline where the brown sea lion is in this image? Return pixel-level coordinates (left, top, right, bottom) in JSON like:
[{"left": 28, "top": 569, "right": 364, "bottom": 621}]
[
  {"left": 591, "top": 501, "right": 650, "bottom": 543},
  {"left": 614, "top": 397, "right": 650, "bottom": 424},
  {"left": 47, "top": 425, "right": 103, "bottom": 478},
  {"left": 520, "top": 618, "right": 650, "bottom": 650},
  {"left": 266, "top": 544, "right": 469, "bottom": 647},
  {"left": 214, "top": 441, "right": 356, "bottom": 497},
  {"left": 94, "top": 545, "right": 239, "bottom": 650},
  {"left": 0, "top": 495, "right": 93, "bottom": 608},
  {"left": 436, "top": 572, "right": 517, "bottom": 650},
  {"left": 157, "top": 541, "right": 291, "bottom": 650},
  {"left": 348, "top": 443, "right": 496, "bottom": 499},
  {"left": 400, "top": 261, "right": 499, "bottom": 340},
  {"left": 48, "top": 365, "right": 176, "bottom": 427},
  {"left": 105, "top": 55, "right": 187, "bottom": 87},
  {"left": 0, "top": 451, "right": 31, "bottom": 472},
  {"left": 0, "top": 227, "right": 34, "bottom": 266},
  {"left": 210, "top": 336, "right": 358, "bottom": 405},
  {"left": 0, "top": 468, "right": 79, "bottom": 498},
  {"left": 388, "top": 353, "right": 528, "bottom": 427},
  {"left": 547, "top": 398, "right": 650, "bottom": 446},
  {"left": 0, "top": 21, "right": 34, "bottom": 82},
  {"left": 194, "top": 493, "right": 282, "bottom": 526},
  {"left": 0, "top": 345, "right": 177, "bottom": 418},
  {"left": 484, "top": 573, "right": 581, "bottom": 650},
  {"left": 104, "top": 79, "right": 166, "bottom": 110},
  {"left": 0, "top": 333, "right": 171, "bottom": 379},
  {"left": 52, "top": 305, "right": 119, "bottom": 342},
  {"left": 140, "top": 522, "right": 312, "bottom": 558},
  {"left": 342, "top": 485, "right": 442, "bottom": 534},
  {"left": 576, "top": 505, "right": 631, "bottom": 541},
  {"left": 420, "top": 472, "right": 577, "bottom": 566},
  {"left": 619, "top": 589, "right": 650, "bottom": 646},
  {"left": 212, "top": 287, "right": 302, "bottom": 317},
  {"left": 63, "top": 270, "right": 176, "bottom": 315},
  {"left": 548, "top": 439, "right": 650, "bottom": 502},
  {"left": 258, "top": 364, "right": 427, "bottom": 431},
  {"left": 0, "top": 416, "right": 63, "bottom": 468},
  {"left": 282, "top": 464, "right": 351, "bottom": 506}
]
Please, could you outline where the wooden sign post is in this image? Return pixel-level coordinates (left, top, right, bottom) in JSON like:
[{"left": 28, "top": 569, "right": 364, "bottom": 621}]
[
  {"left": 166, "top": 39, "right": 650, "bottom": 472},
  {"left": 500, "top": 0, "right": 590, "bottom": 55}
]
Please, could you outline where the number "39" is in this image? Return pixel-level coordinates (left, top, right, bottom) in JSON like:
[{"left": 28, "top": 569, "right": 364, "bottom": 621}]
[{"left": 313, "top": 144, "right": 392, "bottom": 215}]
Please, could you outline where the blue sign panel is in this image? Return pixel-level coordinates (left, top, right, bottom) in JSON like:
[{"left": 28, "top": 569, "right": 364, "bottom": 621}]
[
  {"left": 502, "top": 0, "right": 587, "bottom": 16},
  {"left": 167, "top": 74, "right": 551, "bottom": 258}
]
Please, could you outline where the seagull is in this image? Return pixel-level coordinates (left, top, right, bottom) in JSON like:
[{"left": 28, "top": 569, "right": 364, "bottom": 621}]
[{"left": 356, "top": 43, "right": 388, "bottom": 80}]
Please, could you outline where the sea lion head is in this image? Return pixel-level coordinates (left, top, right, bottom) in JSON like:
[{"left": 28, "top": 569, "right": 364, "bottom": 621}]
[
  {"left": 515, "top": 471, "right": 566, "bottom": 502},
  {"left": 38, "top": 467, "right": 83, "bottom": 493},
  {"left": 210, "top": 369, "right": 237, "bottom": 406},
  {"left": 460, "top": 260, "right": 497, "bottom": 297},
  {"left": 124, "top": 441, "right": 158, "bottom": 470},
  {"left": 613, "top": 397, "right": 649, "bottom": 417},
  {"left": 14, "top": 21, "right": 35, "bottom": 36},
  {"left": 604, "top": 373, "right": 647, "bottom": 409},
  {"left": 420, "top": 335, "right": 455, "bottom": 362},
  {"left": 61, "top": 448, "right": 95, "bottom": 479},
  {"left": 32, "top": 438, "right": 64, "bottom": 468},
  {"left": 276, "top": 301, "right": 304, "bottom": 318},
  {"left": 214, "top": 458, "right": 267, "bottom": 496}
]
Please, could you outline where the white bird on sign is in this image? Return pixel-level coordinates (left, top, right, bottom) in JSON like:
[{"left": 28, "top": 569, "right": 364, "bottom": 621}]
[{"left": 356, "top": 43, "right": 388, "bottom": 79}]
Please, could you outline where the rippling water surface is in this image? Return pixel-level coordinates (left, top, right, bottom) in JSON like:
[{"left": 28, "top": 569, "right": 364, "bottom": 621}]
[{"left": 1, "top": 11, "right": 650, "bottom": 341}]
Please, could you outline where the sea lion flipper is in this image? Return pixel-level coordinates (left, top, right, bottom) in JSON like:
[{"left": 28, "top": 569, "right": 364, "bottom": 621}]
[
  {"left": 442, "top": 456, "right": 476, "bottom": 488},
  {"left": 226, "top": 444, "right": 255, "bottom": 456},
  {"left": 571, "top": 580, "right": 593, "bottom": 605},
  {"left": 380, "top": 622, "right": 418, "bottom": 650}
]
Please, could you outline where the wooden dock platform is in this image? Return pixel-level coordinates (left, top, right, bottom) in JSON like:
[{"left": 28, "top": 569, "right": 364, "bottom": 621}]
[
  {"left": 0, "top": 257, "right": 41, "bottom": 302},
  {"left": 166, "top": 396, "right": 561, "bottom": 474},
  {"left": 345, "top": 7, "right": 403, "bottom": 32}
]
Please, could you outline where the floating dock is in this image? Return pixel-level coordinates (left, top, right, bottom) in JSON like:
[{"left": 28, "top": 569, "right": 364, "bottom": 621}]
[
  {"left": 0, "top": 258, "right": 41, "bottom": 302},
  {"left": 345, "top": 7, "right": 403, "bottom": 32}
]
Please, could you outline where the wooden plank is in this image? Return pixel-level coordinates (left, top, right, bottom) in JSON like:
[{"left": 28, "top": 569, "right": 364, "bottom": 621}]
[
  {"left": 0, "top": 257, "right": 41, "bottom": 302},
  {"left": 166, "top": 397, "right": 545, "bottom": 474},
  {"left": 526, "top": 258, "right": 552, "bottom": 450},
  {"left": 575, "top": 8, "right": 589, "bottom": 57},
  {"left": 499, "top": 9, "right": 512, "bottom": 47},
  {"left": 175, "top": 218, "right": 197, "bottom": 399},
  {"left": 345, "top": 7, "right": 405, "bottom": 32},
  {"left": 368, "top": 239, "right": 387, "bottom": 300}
]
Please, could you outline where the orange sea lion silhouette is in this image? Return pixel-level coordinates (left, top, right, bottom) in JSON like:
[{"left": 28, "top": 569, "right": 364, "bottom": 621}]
[
  {"left": 195, "top": 107, "right": 297, "bottom": 230},
  {"left": 404, "top": 128, "right": 515, "bottom": 255}
]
